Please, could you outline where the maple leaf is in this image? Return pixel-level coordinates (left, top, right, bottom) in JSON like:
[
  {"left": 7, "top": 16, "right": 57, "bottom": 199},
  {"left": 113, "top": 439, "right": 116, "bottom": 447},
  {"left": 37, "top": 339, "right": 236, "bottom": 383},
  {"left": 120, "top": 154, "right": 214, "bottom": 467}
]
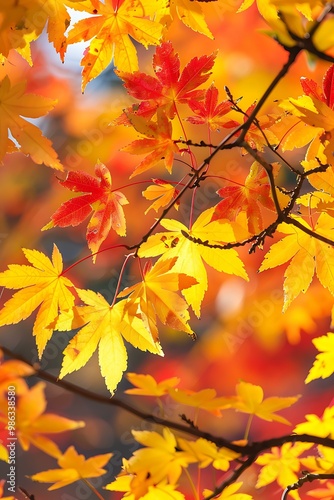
[
  {"left": 105, "top": 469, "right": 186, "bottom": 500},
  {"left": 0, "top": 350, "right": 35, "bottom": 395},
  {"left": 0, "top": 0, "right": 41, "bottom": 65},
  {"left": 0, "top": 382, "right": 85, "bottom": 458},
  {"left": 259, "top": 213, "right": 334, "bottom": 311},
  {"left": 66, "top": 0, "right": 166, "bottom": 90},
  {"left": 42, "top": 161, "right": 128, "bottom": 261},
  {"left": 242, "top": 102, "right": 279, "bottom": 151},
  {"left": 0, "top": 76, "right": 62, "bottom": 169},
  {"left": 124, "top": 427, "right": 197, "bottom": 484},
  {"left": 308, "top": 481, "right": 334, "bottom": 500},
  {"left": 305, "top": 332, "right": 334, "bottom": 383},
  {"left": 256, "top": 443, "right": 313, "bottom": 500},
  {"left": 122, "top": 110, "right": 180, "bottom": 177},
  {"left": 118, "top": 257, "right": 197, "bottom": 342},
  {"left": 280, "top": 65, "right": 334, "bottom": 169},
  {"left": 0, "top": 0, "right": 83, "bottom": 64},
  {"left": 212, "top": 161, "right": 283, "bottom": 234},
  {"left": 228, "top": 381, "right": 300, "bottom": 425},
  {"left": 294, "top": 406, "right": 334, "bottom": 438},
  {"left": 125, "top": 372, "right": 180, "bottom": 396},
  {"left": 204, "top": 482, "right": 252, "bottom": 500},
  {"left": 168, "top": 388, "right": 231, "bottom": 416},
  {"left": 186, "top": 84, "right": 238, "bottom": 131},
  {"left": 142, "top": 179, "right": 180, "bottom": 214},
  {"left": 29, "top": 445, "right": 112, "bottom": 490},
  {"left": 155, "top": 0, "right": 214, "bottom": 38},
  {"left": 138, "top": 207, "right": 248, "bottom": 316},
  {"left": 301, "top": 445, "right": 334, "bottom": 475},
  {"left": 0, "top": 245, "right": 76, "bottom": 357},
  {"left": 178, "top": 437, "right": 240, "bottom": 470},
  {"left": 116, "top": 41, "right": 216, "bottom": 120},
  {"left": 59, "top": 288, "right": 163, "bottom": 394}
]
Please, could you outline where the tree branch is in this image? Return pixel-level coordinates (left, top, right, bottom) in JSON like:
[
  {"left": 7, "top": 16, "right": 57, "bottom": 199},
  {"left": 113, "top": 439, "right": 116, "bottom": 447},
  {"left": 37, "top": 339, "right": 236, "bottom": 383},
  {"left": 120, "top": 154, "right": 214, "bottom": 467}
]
[{"left": 282, "top": 472, "right": 334, "bottom": 500}]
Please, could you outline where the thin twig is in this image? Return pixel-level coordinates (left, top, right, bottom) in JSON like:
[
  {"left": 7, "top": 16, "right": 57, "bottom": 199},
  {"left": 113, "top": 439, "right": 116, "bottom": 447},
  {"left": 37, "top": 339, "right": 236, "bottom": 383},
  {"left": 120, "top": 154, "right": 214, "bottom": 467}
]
[{"left": 282, "top": 472, "right": 334, "bottom": 500}]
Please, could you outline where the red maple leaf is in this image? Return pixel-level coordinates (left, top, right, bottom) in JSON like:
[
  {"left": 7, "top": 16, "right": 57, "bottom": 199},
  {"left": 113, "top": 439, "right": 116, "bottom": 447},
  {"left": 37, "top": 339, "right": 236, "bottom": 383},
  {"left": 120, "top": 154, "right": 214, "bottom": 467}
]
[
  {"left": 186, "top": 84, "right": 239, "bottom": 131},
  {"left": 43, "top": 161, "right": 128, "bottom": 260},
  {"left": 116, "top": 41, "right": 216, "bottom": 120},
  {"left": 300, "top": 64, "right": 334, "bottom": 108}
]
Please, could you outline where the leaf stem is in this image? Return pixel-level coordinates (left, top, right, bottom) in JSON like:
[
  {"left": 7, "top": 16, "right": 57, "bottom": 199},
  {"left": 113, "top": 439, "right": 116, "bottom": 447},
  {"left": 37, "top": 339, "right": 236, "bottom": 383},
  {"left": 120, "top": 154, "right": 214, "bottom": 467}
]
[
  {"left": 111, "top": 252, "right": 135, "bottom": 307},
  {"left": 183, "top": 467, "right": 200, "bottom": 500},
  {"left": 60, "top": 244, "right": 130, "bottom": 276},
  {"left": 243, "top": 414, "right": 254, "bottom": 441},
  {"left": 81, "top": 479, "right": 105, "bottom": 500}
]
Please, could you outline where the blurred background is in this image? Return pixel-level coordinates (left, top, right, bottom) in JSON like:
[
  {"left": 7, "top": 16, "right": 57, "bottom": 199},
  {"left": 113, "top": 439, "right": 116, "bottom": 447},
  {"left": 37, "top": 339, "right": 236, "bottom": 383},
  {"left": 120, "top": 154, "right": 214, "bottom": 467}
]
[{"left": 0, "top": 1, "right": 333, "bottom": 499}]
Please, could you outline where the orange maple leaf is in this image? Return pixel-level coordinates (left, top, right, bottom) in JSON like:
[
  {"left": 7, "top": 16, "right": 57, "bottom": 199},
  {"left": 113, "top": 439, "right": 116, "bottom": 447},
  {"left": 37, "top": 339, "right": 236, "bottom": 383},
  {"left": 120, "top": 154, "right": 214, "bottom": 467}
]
[
  {"left": 142, "top": 179, "right": 180, "bottom": 214},
  {"left": 0, "top": 382, "right": 84, "bottom": 458},
  {"left": 0, "top": 350, "right": 35, "bottom": 396},
  {"left": 66, "top": 0, "right": 166, "bottom": 90},
  {"left": 122, "top": 110, "right": 180, "bottom": 177},
  {"left": 42, "top": 161, "right": 128, "bottom": 261},
  {"left": 212, "top": 161, "right": 284, "bottom": 234},
  {"left": 0, "top": 76, "right": 62, "bottom": 169}
]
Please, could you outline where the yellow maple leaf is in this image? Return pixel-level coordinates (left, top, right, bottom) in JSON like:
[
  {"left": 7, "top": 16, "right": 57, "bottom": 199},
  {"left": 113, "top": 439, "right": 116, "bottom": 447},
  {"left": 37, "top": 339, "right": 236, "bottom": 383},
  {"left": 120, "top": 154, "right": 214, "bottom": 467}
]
[
  {"left": 301, "top": 445, "right": 334, "bottom": 474},
  {"left": 155, "top": 0, "right": 213, "bottom": 38},
  {"left": 138, "top": 207, "right": 248, "bottom": 316},
  {"left": 66, "top": 0, "right": 166, "bottom": 90},
  {"left": 105, "top": 470, "right": 185, "bottom": 500},
  {"left": 142, "top": 179, "right": 180, "bottom": 214},
  {"left": 178, "top": 437, "right": 240, "bottom": 470},
  {"left": 30, "top": 445, "right": 112, "bottom": 490},
  {"left": 168, "top": 388, "right": 231, "bottom": 416},
  {"left": 59, "top": 288, "right": 163, "bottom": 394},
  {"left": 0, "top": 382, "right": 84, "bottom": 458},
  {"left": 256, "top": 443, "right": 313, "bottom": 500},
  {"left": 118, "top": 257, "right": 197, "bottom": 342},
  {"left": 0, "top": 76, "right": 62, "bottom": 169},
  {"left": 204, "top": 482, "right": 253, "bottom": 500},
  {"left": 294, "top": 406, "right": 334, "bottom": 438},
  {"left": 305, "top": 332, "right": 334, "bottom": 383},
  {"left": 0, "top": 245, "right": 76, "bottom": 357},
  {"left": 229, "top": 381, "right": 300, "bottom": 425},
  {"left": 125, "top": 372, "right": 180, "bottom": 396},
  {"left": 125, "top": 428, "right": 197, "bottom": 484},
  {"left": 259, "top": 213, "right": 334, "bottom": 311}
]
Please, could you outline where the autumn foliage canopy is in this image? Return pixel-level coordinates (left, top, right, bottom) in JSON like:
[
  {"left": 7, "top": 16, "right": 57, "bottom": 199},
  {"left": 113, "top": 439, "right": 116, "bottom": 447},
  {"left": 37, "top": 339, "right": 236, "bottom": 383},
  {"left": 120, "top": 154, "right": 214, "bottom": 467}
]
[{"left": 2, "top": 0, "right": 334, "bottom": 499}]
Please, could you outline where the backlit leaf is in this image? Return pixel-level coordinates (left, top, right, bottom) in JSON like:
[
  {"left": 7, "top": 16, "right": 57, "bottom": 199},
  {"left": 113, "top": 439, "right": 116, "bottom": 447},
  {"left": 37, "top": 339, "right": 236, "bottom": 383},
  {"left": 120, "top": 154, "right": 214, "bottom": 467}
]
[
  {"left": 306, "top": 332, "right": 334, "bottom": 383},
  {"left": 42, "top": 161, "right": 128, "bottom": 261},
  {"left": 30, "top": 446, "right": 111, "bottom": 490},
  {"left": 0, "top": 245, "right": 75, "bottom": 357},
  {"left": 0, "top": 76, "right": 62, "bottom": 169}
]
